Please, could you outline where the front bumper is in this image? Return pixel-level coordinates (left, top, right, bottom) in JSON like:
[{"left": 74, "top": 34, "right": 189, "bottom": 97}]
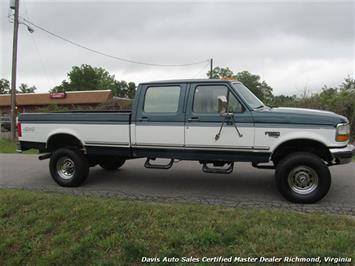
[{"left": 330, "top": 144, "right": 355, "bottom": 165}]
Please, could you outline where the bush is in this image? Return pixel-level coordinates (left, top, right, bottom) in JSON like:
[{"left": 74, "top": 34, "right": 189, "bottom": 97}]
[
  {"left": 95, "top": 98, "right": 132, "bottom": 111},
  {"left": 36, "top": 104, "right": 69, "bottom": 113}
]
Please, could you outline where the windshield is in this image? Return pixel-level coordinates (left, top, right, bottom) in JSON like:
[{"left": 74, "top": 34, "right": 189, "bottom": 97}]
[{"left": 232, "top": 82, "right": 265, "bottom": 109}]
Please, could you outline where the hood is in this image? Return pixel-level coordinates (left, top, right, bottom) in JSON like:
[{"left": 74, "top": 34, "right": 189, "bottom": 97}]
[{"left": 252, "top": 107, "right": 348, "bottom": 126}]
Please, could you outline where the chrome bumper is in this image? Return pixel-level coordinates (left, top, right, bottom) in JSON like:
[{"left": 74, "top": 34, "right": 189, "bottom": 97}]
[{"left": 330, "top": 144, "right": 355, "bottom": 165}]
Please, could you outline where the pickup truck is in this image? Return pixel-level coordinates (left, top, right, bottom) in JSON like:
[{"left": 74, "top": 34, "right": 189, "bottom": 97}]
[{"left": 17, "top": 79, "right": 354, "bottom": 203}]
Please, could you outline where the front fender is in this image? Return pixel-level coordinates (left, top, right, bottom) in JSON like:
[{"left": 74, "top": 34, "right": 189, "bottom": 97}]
[{"left": 269, "top": 131, "right": 331, "bottom": 152}]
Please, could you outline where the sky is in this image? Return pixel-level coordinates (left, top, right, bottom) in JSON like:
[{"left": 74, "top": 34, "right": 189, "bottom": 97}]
[{"left": 0, "top": 0, "right": 354, "bottom": 95}]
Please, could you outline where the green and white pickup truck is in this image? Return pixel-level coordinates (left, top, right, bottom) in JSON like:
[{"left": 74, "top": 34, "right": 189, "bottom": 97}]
[{"left": 17, "top": 79, "right": 354, "bottom": 203}]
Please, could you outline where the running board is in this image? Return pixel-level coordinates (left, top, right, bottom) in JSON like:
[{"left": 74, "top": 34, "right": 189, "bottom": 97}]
[
  {"left": 202, "top": 162, "right": 234, "bottom": 174},
  {"left": 144, "top": 158, "right": 174, "bottom": 169}
]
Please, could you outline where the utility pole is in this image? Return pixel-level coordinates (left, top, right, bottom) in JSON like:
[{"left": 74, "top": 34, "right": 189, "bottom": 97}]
[
  {"left": 209, "top": 58, "right": 213, "bottom": 79},
  {"left": 10, "top": 0, "right": 19, "bottom": 140}
]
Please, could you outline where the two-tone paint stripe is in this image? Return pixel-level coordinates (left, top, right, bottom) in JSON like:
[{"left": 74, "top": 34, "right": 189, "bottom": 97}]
[
  {"left": 85, "top": 141, "right": 129, "bottom": 147},
  {"left": 132, "top": 143, "right": 270, "bottom": 151}
]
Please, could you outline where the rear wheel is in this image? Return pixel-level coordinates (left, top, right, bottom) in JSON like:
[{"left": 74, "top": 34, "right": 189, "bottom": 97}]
[
  {"left": 275, "top": 152, "right": 331, "bottom": 203},
  {"left": 99, "top": 158, "right": 126, "bottom": 171},
  {"left": 49, "top": 148, "right": 89, "bottom": 187}
]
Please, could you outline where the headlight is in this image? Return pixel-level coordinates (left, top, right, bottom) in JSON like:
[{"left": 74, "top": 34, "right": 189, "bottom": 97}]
[{"left": 336, "top": 123, "right": 350, "bottom": 142}]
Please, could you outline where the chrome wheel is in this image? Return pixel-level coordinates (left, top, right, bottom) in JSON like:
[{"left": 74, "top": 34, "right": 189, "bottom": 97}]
[
  {"left": 56, "top": 157, "right": 75, "bottom": 180},
  {"left": 287, "top": 165, "right": 318, "bottom": 195}
]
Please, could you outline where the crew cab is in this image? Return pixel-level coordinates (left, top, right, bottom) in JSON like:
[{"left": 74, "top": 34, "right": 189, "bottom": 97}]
[{"left": 17, "top": 79, "right": 354, "bottom": 203}]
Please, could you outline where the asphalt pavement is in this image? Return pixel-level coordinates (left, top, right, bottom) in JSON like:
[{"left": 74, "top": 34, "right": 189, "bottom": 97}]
[{"left": 0, "top": 154, "right": 354, "bottom": 215}]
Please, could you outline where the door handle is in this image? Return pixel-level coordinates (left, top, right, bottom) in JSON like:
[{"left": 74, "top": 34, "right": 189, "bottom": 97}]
[
  {"left": 188, "top": 116, "right": 200, "bottom": 122},
  {"left": 138, "top": 116, "right": 149, "bottom": 122}
]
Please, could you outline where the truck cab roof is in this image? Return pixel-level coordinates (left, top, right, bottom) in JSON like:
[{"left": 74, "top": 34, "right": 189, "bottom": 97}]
[{"left": 139, "top": 79, "right": 242, "bottom": 85}]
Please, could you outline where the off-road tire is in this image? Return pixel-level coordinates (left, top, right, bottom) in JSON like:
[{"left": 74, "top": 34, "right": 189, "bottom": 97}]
[
  {"left": 275, "top": 152, "right": 331, "bottom": 203},
  {"left": 49, "top": 148, "right": 89, "bottom": 187}
]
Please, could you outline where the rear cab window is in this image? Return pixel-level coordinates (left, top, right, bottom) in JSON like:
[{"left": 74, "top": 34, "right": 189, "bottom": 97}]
[{"left": 135, "top": 83, "right": 187, "bottom": 123}]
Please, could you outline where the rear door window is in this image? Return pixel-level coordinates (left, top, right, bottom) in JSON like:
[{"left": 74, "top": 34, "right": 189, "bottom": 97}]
[{"left": 144, "top": 86, "right": 181, "bottom": 113}]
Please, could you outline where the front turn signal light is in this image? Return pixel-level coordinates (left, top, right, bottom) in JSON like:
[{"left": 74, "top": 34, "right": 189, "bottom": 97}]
[
  {"left": 336, "top": 134, "right": 349, "bottom": 142},
  {"left": 336, "top": 123, "right": 350, "bottom": 142}
]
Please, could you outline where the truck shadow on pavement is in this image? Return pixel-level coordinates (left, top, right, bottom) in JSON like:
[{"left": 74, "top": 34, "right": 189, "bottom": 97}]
[{"left": 86, "top": 161, "right": 278, "bottom": 202}]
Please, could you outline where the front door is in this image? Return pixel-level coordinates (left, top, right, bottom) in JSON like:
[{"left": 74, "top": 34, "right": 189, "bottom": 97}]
[
  {"left": 185, "top": 83, "right": 254, "bottom": 150},
  {"left": 134, "top": 83, "right": 186, "bottom": 147}
]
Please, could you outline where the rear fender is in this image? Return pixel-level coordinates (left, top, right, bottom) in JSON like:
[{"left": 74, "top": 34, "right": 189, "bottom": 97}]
[{"left": 46, "top": 128, "right": 85, "bottom": 150}]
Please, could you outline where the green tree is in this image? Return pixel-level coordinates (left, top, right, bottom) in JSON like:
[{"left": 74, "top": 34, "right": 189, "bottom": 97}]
[
  {"left": 270, "top": 95, "right": 296, "bottom": 107},
  {"left": 259, "top": 80, "right": 273, "bottom": 104},
  {"left": 235, "top": 71, "right": 273, "bottom": 103},
  {"left": 206, "top": 67, "right": 274, "bottom": 103},
  {"left": 127, "top": 82, "right": 136, "bottom": 99},
  {"left": 18, "top": 83, "right": 37, "bottom": 93},
  {"left": 112, "top": 80, "right": 128, "bottom": 98},
  {"left": 0, "top": 79, "right": 10, "bottom": 94},
  {"left": 52, "top": 64, "right": 116, "bottom": 92},
  {"left": 340, "top": 76, "right": 355, "bottom": 91},
  {"left": 52, "top": 64, "right": 136, "bottom": 98},
  {"left": 112, "top": 81, "right": 136, "bottom": 99},
  {"left": 207, "top": 67, "right": 235, "bottom": 79}
]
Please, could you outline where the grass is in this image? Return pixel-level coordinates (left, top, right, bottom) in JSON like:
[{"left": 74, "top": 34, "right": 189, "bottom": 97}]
[
  {"left": 0, "top": 138, "right": 37, "bottom": 154},
  {"left": 0, "top": 189, "right": 354, "bottom": 265}
]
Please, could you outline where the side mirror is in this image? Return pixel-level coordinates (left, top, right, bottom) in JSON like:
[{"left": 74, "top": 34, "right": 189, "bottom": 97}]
[{"left": 217, "top": 95, "right": 228, "bottom": 114}]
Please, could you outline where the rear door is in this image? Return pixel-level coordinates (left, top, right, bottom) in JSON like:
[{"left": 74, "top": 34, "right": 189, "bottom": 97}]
[
  {"left": 185, "top": 83, "right": 254, "bottom": 150},
  {"left": 134, "top": 83, "right": 187, "bottom": 147}
]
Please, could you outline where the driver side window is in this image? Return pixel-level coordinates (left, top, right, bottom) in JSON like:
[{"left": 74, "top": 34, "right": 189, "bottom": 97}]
[
  {"left": 193, "top": 85, "right": 243, "bottom": 113},
  {"left": 228, "top": 93, "right": 244, "bottom": 113}
]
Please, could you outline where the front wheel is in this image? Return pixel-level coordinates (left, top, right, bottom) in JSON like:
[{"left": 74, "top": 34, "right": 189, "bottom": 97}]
[
  {"left": 49, "top": 148, "right": 89, "bottom": 187},
  {"left": 275, "top": 152, "right": 331, "bottom": 203}
]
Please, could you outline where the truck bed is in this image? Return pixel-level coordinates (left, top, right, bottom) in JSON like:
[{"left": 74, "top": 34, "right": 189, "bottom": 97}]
[
  {"left": 19, "top": 111, "right": 131, "bottom": 123},
  {"left": 18, "top": 112, "right": 131, "bottom": 151}
]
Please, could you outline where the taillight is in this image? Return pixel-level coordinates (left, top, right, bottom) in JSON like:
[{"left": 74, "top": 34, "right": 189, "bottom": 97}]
[{"left": 17, "top": 122, "right": 22, "bottom": 137}]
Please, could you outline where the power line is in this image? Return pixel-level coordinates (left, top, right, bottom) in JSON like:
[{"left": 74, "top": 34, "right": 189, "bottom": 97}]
[
  {"left": 22, "top": 18, "right": 210, "bottom": 67},
  {"left": 30, "top": 33, "right": 54, "bottom": 84},
  {"left": 23, "top": 0, "right": 54, "bottom": 84},
  {"left": 192, "top": 61, "right": 210, "bottom": 78}
]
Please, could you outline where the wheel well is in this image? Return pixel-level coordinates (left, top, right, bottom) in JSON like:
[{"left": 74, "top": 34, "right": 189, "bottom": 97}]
[
  {"left": 47, "top": 134, "right": 84, "bottom": 152},
  {"left": 271, "top": 139, "right": 332, "bottom": 165}
]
